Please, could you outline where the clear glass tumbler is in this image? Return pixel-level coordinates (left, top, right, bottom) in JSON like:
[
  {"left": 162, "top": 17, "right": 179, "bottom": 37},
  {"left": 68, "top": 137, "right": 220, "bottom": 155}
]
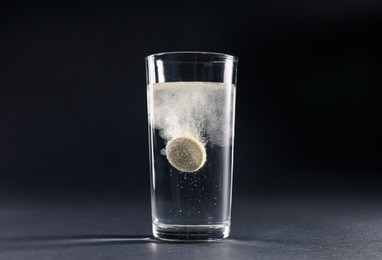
[{"left": 145, "top": 51, "right": 238, "bottom": 241}]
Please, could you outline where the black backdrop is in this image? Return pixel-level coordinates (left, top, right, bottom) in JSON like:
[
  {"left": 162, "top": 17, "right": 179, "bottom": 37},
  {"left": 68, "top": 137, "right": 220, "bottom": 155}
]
[{"left": 0, "top": 0, "right": 381, "bottom": 199}]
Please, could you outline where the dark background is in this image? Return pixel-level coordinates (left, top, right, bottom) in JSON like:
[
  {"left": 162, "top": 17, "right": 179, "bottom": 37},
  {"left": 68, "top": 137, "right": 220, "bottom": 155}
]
[{"left": 0, "top": 0, "right": 381, "bottom": 199}]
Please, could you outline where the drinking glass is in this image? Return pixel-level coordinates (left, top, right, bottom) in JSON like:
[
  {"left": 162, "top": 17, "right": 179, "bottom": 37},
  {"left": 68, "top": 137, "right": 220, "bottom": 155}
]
[{"left": 146, "top": 51, "right": 238, "bottom": 241}]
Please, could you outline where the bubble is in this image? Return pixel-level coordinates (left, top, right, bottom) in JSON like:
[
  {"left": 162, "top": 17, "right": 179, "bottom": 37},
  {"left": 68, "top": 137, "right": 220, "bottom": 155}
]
[
  {"left": 150, "top": 82, "right": 236, "bottom": 177},
  {"left": 151, "top": 82, "right": 235, "bottom": 147}
]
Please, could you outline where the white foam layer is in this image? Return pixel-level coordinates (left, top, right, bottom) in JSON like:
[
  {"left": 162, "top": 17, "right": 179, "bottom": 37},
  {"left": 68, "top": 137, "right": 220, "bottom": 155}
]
[{"left": 149, "top": 81, "right": 235, "bottom": 147}]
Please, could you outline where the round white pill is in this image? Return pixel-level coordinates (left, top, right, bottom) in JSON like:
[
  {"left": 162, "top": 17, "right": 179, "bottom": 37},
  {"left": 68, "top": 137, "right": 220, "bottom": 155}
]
[{"left": 166, "top": 136, "right": 206, "bottom": 173}]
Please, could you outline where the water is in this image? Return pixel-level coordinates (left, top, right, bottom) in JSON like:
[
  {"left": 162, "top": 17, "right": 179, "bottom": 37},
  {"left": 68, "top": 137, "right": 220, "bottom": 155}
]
[{"left": 147, "top": 82, "right": 236, "bottom": 241}]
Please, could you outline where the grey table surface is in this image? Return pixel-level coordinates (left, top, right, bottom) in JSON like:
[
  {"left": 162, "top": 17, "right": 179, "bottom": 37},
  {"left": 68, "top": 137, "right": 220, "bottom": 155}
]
[{"left": 1, "top": 193, "right": 382, "bottom": 260}]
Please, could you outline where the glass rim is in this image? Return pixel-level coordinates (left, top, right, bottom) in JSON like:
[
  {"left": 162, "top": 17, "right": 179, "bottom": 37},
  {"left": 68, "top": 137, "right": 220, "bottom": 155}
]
[{"left": 145, "top": 51, "right": 238, "bottom": 62}]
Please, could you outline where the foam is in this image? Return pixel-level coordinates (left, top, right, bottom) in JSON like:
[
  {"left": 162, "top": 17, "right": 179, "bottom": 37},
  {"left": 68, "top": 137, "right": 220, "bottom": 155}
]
[{"left": 149, "top": 81, "right": 235, "bottom": 147}]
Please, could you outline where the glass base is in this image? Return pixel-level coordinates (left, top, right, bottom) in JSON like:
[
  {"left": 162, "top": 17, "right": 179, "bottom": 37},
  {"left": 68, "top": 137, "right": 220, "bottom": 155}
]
[{"left": 153, "top": 222, "right": 230, "bottom": 242}]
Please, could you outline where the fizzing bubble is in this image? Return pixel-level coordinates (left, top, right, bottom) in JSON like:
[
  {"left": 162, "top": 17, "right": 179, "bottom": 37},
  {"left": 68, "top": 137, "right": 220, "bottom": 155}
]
[
  {"left": 151, "top": 82, "right": 232, "bottom": 147},
  {"left": 166, "top": 136, "right": 206, "bottom": 173},
  {"left": 150, "top": 81, "right": 235, "bottom": 173}
]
